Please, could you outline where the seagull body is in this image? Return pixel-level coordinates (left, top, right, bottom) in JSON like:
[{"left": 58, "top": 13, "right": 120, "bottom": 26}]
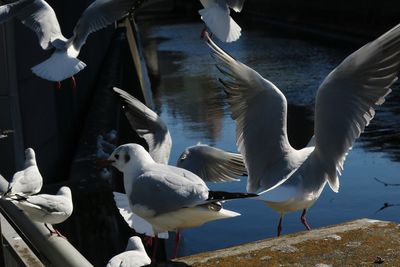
[
  {"left": 206, "top": 21, "right": 400, "bottom": 234},
  {"left": 199, "top": 0, "right": 244, "bottom": 42},
  {"left": 11, "top": 186, "right": 73, "bottom": 225},
  {"left": 108, "top": 143, "right": 256, "bottom": 258},
  {"left": 109, "top": 144, "right": 254, "bottom": 234},
  {"left": 6, "top": 148, "right": 43, "bottom": 196},
  {"left": 106, "top": 236, "right": 151, "bottom": 267}
]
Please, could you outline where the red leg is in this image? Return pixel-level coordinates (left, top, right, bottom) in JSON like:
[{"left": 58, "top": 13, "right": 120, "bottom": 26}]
[
  {"left": 171, "top": 231, "right": 181, "bottom": 259},
  {"left": 200, "top": 27, "right": 208, "bottom": 39},
  {"left": 143, "top": 236, "right": 153, "bottom": 247},
  {"left": 151, "top": 236, "right": 158, "bottom": 263},
  {"left": 300, "top": 209, "right": 311, "bottom": 230},
  {"left": 54, "top": 81, "right": 62, "bottom": 89},
  {"left": 277, "top": 215, "right": 283, "bottom": 237},
  {"left": 70, "top": 76, "right": 77, "bottom": 89}
]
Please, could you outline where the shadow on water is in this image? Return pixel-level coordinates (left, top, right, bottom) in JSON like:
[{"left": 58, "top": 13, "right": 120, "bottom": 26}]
[{"left": 139, "top": 18, "right": 400, "bottom": 257}]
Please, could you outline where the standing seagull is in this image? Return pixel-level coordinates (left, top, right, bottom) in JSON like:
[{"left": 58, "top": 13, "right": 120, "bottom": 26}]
[
  {"left": 107, "top": 143, "right": 256, "bottom": 259},
  {"left": 106, "top": 236, "right": 151, "bottom": 267},
  {"left": 10, "top": 186, "right": 73, "bottom": 235},
  {"left": 5, "top": 148, "right": 43, "bottom": 196},
  {"left": 206, "top": 21, "right": 400, "bottom": 236},
  {"left": 199, "top": 0, "right": 245, "bottom": 42}
]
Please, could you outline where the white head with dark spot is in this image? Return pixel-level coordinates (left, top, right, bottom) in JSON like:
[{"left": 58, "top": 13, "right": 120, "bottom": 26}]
[{"left": 108, "top": 143, "right": 154, "bottom": 173}]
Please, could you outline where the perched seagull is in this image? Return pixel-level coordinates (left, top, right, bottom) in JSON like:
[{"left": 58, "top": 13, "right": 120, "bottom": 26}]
[
  {"left": 107, "top": 143, "right": 257, "bottom": 259},
  {"left": 112, "top": 87, "right": 246, "bottom": 241},
  {"left": 206, "top": 21, "right": 400, "bottom": 236},
  {"left": 106, "top": 236, "right": 151, "bottom": 267},
  {"left": 10, "top": 186, "right": 73, "bottom": 235},
  {"left": 5, "top": 148, "right": 43, "bottom": 196},
  {"left": 199, "top": 0, "right": 245, "bottom": 42},
  {"left": 0, "top": 129, "right": 15, "bottom": 139},
  {"left": 0, "top": 0, "right": 140, "bottom": 83}
]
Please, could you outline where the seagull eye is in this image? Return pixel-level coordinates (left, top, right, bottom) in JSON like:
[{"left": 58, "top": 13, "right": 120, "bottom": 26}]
[
  {"left": 115, "top": 154, "right": 119, "bottom": 160},
  {"left": 124, "top": 154, "right": 130, "bottom": 163}
]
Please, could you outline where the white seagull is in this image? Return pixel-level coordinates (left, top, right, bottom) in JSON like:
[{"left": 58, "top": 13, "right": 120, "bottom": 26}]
[
  {"left": 106, "top": 236, "right": 151, "bottom": 267},
  {"left": 107, "top": 143, "right": 256, "bottom": 259},
  {"left": 206, "top": 21, "right": 400, "bottom": 236},
  {"left": 199, "top": 0, "right": 245, "bottom": 42},
  {"left": 11, "top": 186, "right": 73, "bottom": 235},
  {"left": 5, "top": 148, "right": 43, "bottom": 196},
  {"left": 0, "top": 0, "right": 139, "bottom": 83}
]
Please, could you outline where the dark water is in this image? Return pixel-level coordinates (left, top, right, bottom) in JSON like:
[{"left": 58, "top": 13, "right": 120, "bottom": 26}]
[{"left": 140, "top": 20, "right": 400, "bottom": 257}]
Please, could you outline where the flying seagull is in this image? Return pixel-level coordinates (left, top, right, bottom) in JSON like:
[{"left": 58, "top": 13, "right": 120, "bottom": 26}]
[
  {"left": 206, "top": 20, "right": 400, "bottom": 236},
  {"left": 107, "top": 143, "right": 256, "bottom": 260}
]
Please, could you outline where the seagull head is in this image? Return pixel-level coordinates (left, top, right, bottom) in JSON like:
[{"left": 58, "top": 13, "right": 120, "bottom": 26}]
[
  {"left": 57, "top": 186, "right": 72, "bottom": 199},
  {"left": 107, "top": 143, "right": 154, "bottom": 173}
]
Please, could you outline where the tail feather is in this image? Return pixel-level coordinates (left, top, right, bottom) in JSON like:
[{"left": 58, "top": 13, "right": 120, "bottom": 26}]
[
  {"left": 32, "top": 51, "right": 86, "bottom": 82},
  {"left": 207, "top": 191, "right": 258, "bottom": 201}
]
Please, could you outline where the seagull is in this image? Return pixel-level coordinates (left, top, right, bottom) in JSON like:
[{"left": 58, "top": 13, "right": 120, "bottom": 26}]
[
  {"left": 10, "top": 186, "right": 73, "bottom": 236},
  {"left": 0, "top": 0, "right": 141, "bottom": 83},
  {"left": 5, "top": 148, "right": 43, "bottom": 196},
  {"left": 199, "top": 0, "right": 245, "bottom": 42},
  {"left": 106, "top": 236, "right": 151, "bottom": 267},
  {"left": 206, "top": 21, "right": 400, "bottom": 236},
  {"left": 107, "top": 143, "right": 257, "bottom": 260}
]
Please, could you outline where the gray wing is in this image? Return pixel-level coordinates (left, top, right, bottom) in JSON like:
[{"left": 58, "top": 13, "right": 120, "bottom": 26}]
[
  {"left": 71, "top": 0, "right": 134, "bottom": 52},
  {"left": 130, "top": 169, "right": 209, "bottom": 215},
  {"left": 313, "top": 23, "right": 400, "bottom": 192},
  {"left": 0, "top": 0, "right": 33, "bottom": 24},
  {"left": 225, "top": 0, "right": 245, "bottom": 12},
  {"left": 177, "top": 144, "right": 246, "bottom": 182},
  {"left": 207, "top": 34, "right": 296, "bottom": 193},
  {"left": 113, "top": 87, "right": 172, "bottom": 165},
  {"left": 23, "top": 194, "right": 71, "bottom": 214},
  {"left": 15, "top": 0, "right": 66, "bottom": 50}
]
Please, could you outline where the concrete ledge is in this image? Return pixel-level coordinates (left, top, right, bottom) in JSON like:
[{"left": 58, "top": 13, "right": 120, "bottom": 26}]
[{"left": 173, "top": 219, "right": 400, "bottom": 266}]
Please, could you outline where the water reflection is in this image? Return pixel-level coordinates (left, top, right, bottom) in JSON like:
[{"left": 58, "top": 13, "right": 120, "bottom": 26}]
[{"left": 140, "top": 20, "right": 400, "bottom": 256}]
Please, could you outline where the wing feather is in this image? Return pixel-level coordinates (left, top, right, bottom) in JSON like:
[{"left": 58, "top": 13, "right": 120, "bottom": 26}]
[{"left": 314, "top": 23, "right": 400, "bottom": 192}]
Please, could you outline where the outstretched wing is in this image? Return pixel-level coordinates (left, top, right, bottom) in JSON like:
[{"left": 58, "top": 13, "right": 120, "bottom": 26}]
[
  {"left": 177, "top": 144, "right": 246, "bottom": 182},
  {"left": 71, "top": 0, "right": 134, "bottom": 53},
  {"left": 15, "top": 0, "right": 66, "bottom": 50},
  {"left": 206, "top": 34, "right": 296, "bottom": 193},
  {"left": 113, "top": 87, "right": 172, "bottom": 165},
  {"left": 314, "top": 23, "right": 400, "bottom": 192},
  {"left": 0, "top": 0, "right": 34, "bottom": 24}
]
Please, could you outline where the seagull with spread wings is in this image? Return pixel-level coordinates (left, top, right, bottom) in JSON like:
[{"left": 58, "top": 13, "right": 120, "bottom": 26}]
[{"left": 206, "top": 21, "right": 400, "bottom": 236}]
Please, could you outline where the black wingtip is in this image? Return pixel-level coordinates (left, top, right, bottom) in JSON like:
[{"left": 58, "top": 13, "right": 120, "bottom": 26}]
[{"left": 208, "top": 191, "right": 258, "bottom": 201}]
